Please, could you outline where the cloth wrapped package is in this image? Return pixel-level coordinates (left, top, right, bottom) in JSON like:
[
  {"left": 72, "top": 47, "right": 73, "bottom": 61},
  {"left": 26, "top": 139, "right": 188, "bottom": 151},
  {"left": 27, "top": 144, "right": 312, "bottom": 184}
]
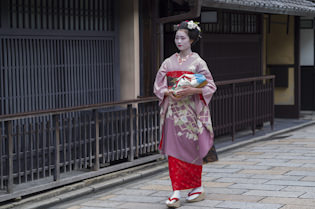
[{"left": 167, "top": 72, "right": 207, "bottom": 97}]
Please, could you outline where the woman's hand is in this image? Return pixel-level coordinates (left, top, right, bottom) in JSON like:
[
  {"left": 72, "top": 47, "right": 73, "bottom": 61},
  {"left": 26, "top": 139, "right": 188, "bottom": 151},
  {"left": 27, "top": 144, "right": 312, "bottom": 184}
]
[
  {"left": 176, "top": 86, "right": 202, "bottom": 97},
  {"left": 165, "top": 90, "right": 182, "bottom": 101}
]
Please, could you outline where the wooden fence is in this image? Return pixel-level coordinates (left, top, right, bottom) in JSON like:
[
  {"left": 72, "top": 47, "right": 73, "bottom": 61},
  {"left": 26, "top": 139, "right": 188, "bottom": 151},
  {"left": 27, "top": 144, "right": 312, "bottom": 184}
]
[{"left": 0, "top": 75, "right": 274, "bottom": 202}]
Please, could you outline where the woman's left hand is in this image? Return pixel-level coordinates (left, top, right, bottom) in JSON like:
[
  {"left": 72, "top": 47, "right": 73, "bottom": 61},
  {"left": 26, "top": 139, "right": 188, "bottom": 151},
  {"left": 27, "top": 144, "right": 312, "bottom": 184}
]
[{"left": 176, "top": 86, "right": 201, "bottom": 97}]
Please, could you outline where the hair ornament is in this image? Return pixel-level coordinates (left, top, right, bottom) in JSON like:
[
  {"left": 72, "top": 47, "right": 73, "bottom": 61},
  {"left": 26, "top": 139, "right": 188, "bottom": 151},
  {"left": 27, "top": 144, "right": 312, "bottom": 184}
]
[{"left": 187, "top": 20, "right": 201, "bottom": 32}]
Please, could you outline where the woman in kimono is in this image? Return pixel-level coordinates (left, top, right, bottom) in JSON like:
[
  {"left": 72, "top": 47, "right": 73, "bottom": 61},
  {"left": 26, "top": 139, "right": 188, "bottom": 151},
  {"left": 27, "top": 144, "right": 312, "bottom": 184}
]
[{"left": 154, "top": 20, "right": 217, "bottom": 208}]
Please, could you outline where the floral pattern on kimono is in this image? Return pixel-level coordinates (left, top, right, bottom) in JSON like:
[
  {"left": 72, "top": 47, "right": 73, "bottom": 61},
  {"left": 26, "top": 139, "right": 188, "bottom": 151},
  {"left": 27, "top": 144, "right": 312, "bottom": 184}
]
[{"left": 154, "top": 52, "right": 217, "bottom": 165}]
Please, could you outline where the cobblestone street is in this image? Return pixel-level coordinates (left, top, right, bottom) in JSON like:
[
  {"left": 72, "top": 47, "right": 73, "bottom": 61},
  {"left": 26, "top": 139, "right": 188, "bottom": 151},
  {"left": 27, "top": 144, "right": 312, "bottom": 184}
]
[{"left": 44, "top": 124, "right": 315, "bottom": 209}]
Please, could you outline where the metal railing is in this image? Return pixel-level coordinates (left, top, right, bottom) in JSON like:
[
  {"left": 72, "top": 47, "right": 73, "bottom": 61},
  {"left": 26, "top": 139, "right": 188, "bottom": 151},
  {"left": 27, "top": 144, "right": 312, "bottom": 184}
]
[{"left": 0, "top": 75, "right": 274, "bottom": 202}]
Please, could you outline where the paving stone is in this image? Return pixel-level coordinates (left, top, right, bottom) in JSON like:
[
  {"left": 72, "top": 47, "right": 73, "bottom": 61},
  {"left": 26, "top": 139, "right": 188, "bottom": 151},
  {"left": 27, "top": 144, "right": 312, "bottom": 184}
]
[
  {"left": 233, "top": 152, "right": 265, "bottom": 155},
  {"left": 260, "top": 197, "right": 315, "bottom": 206},
  {"left": 282, "top": 186, "right": 315, "bottom": 192},
  {"left": 113, "top": 189, "right": 156, "bottom": 196},
  {"left": 215, "top": 200, "right": 282, "bottom": 209},
  {"left": 300, "top": 192, "right": 315, "bottom": 198},
  {"left": 81, "top": 200, "right": 121, "bottom": 208},
  {"left": 80, "top": 207, "right": 117, "bottom": 209},
  {"left": 225, "top": 165, "right": 272, "bottom": 170},
  {"left": 204, "top": 172, "right": 253, "bottom": 179},
  {"left": 66, "top": 206, "right": 81, "bottom": 209},
  {"left": 203, "top": 182, "right": 234, "bottom": 188},
  {"left": 239, "top": 169, "right": 287, "bottom": 175},
  {"left": 117, "top": 202, "right": 164, "bottom": 209},
  {"left": 246, "top": 159, "right": 288, "bottom": 163},
  {"left": 98, "top": 195, "right": 117, "bottom": 201},
  {"left": 204, "top": 187, "right": 247, "bottom": 195},
  {"left": 257, "top": 162, "right": 303, "bottom": 167},
  {"left": 202, "top": 168, "right": 241, "bottom": 173},
  {"left": 138, "top": 184, "right": 172, "bottom": 191},
  {"left": 109, "top": 195, "right": 164, "bottom": 203},
  {"left": 149, "top": 179, "right": 172, "bottom": 185},
  {"left": 212, "top": 161, "right": 258, "bottom": 165},
  {"left": 266, "top": 180, "right": 315, "bottom": 187},
  {"left": 274, "top": 166, "right": 315, "bottom": 171},
  {"left": 150, "top": 190, "right": 174, "bottom": 197},
  {"left": 300, "top": 176, "right": 315, "bottom": 181},
  {"left": 280, "top": 205, "right": 315, "bottom": 209},
  {"left": 243, "top": 190, "right": 304, "bottom": 198},
  {"left": 215, "top": 177, "right": 268, "bottom": 184},
  {"left": 250, "top": 174, "right": 302, "bottom": 181},
  {"left": 206, "top": 194, "right": 264, "bottom": 202},
  {"left": 229, "top": 183, "right": 285, "bottom": 191}
]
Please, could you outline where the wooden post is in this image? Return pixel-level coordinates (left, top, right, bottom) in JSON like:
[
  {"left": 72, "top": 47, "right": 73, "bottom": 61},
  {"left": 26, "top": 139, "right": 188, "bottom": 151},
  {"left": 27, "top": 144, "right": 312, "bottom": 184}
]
[
  {"left": 6, "top": 121, "right": 13, "bottom": 193},
  {"left": 53, "top": 115, "right": 60, "bottom": 181},
  {"left": 253, "top": 81, "right": 257, "bottom": 135},
  {"left": 93, "top": 110, "right": 100, "bottom": 171},
  {"left": 128, "top": 104, "right": 134, "bottom": 161},
  {"left": 232, "top": 84, "right": 235, "bottom": 141},
  {"left": 271, "top": 78, "right": 275, "bottom": 130}
]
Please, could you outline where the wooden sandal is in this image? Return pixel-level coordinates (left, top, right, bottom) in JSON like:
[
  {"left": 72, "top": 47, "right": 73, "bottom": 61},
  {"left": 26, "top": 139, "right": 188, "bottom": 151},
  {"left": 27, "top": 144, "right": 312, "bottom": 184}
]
[
  {"left": 186, "top": 191, "right": 205, "bottom": 203},
  {"left": 166, "top": 197, "right": 181, "bottom": 208}
]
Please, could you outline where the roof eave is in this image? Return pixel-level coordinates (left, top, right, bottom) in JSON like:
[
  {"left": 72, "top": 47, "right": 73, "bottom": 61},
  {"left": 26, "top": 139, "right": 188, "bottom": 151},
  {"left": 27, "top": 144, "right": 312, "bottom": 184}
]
[{"left": 202, "top": 2, "right": 315, "bottom": 17}]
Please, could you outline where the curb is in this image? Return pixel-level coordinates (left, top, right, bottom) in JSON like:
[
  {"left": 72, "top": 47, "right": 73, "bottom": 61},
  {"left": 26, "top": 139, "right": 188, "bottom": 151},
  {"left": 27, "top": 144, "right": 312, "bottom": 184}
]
[{"left": 4, "top": 120, "right": 315, "bottom": 209}]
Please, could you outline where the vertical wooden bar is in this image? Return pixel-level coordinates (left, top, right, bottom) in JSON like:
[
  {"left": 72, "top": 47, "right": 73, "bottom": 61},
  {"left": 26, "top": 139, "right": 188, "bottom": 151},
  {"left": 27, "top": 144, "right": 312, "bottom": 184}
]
[
  {"left": 128, "top": 104, "right": 134, "bottom": 162},
  {"left": 29, "top": 123, "right": 34, "bottom": 181},
  {"left": 53, "top": 115, "right": 60, "bottom": 181},
  {"left": 35, "top": 123, "right": 40, "bottom": 179},
  {"left": 47, "top": 120, "right": 51, "bottom": 177},
  {"left": 89, "top": 113, "right": 92, "bottom": 168},
  {"left": 124, "top": 107, "right": 128, "bottom": 158},
  {"left": 110, "top": 111, "right": 114, "bottom": 161},
  {"left": 253, "top": 81, "right": 257, "bottom": 135},
  {"left": 0, "top": 126, "right": 3, "bottom": 189},
  {"left": 68, "top": 118, "right": 72, "bottom": 172},
  {"left": 73, "top": 117, "right": 77, "bottom": 170},
  {"left": 23, "top": 124, "right": 27, "bottom": 182},
  {"left": 119, "top": 110, "right": 123, "bottom": 159},
  {"left": 271, "top": 78, "right": 275, "bottom": 130},
  {"left": 17, "top": 123, "right": 21, "bottom": 184},
  {"left": 106, "top": 112, "right": 110, "bottom": 162},
  {"left": 63, "top": 118, "right": 67, "bottom": 172},
  {"left": 232, "top": 84, "right": 235, "bottom": 141},
  {"left": 0, "top": 125, "right": 4, "bottom": 189},
  {"left": 6, "top": 121, "right": 13, "bottom": 193},
  {"left": 78, "top": 114, "right": 83, "bottom": 169},
  {"left": 93, "top": 110, "right": 99, "bottom": 170}
]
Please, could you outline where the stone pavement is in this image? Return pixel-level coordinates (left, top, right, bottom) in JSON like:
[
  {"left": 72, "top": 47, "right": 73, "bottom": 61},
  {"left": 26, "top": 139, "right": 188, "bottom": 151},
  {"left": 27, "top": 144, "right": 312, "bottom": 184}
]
[{"left": 47, "top": 124, "right": 315, "bottom": 209}]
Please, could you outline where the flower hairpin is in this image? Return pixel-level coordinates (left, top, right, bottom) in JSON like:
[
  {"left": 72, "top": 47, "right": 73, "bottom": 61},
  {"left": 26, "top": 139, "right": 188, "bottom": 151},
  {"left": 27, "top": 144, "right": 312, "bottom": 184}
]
[
  {"left": 173, "top": 20, "right": 202, "bottom": 32},
  {"left": 186, "top": 20, "right": 201, "bottom": 32}
]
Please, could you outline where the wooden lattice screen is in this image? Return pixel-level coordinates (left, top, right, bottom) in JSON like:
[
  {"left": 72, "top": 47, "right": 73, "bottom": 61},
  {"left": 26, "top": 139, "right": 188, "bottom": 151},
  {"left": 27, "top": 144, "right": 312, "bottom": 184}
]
[{"left": 0, "top": 0, "right": 119, "bottom": 115}]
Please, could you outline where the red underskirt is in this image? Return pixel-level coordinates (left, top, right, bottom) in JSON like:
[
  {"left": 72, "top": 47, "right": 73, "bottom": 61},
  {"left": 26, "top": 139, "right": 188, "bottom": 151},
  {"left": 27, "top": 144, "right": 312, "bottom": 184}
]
[{"left": 168, "top": 156, "right": 202, "bottom": 191}]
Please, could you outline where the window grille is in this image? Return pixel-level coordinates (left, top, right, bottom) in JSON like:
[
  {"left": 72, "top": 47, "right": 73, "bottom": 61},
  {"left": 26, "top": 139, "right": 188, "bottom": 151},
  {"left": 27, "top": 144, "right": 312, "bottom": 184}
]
[
  {"left": 0, "top": 0, "right": 119, "bottom": 115},
  {"left": 9, "top": 0, "right": 114, "bottom": 31}
]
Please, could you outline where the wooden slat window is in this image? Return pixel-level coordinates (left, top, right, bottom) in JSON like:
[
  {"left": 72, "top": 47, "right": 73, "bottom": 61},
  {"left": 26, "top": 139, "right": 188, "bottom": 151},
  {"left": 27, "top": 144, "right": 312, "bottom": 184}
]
[
  {"left": 9, "top": 0, "right": 115, "bottom": 31},
  {"left": 0, "top": 37, "right": 116, "bottom": 115}
]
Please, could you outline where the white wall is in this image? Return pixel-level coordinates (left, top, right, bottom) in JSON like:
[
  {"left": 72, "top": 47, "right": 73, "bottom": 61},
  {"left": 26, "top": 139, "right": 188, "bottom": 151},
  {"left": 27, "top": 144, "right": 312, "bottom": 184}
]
[
  {"left": 300, "top": 29, "right": 314, "bottom": 66},
  {"left": 300, "top": 17, "right": 314, "bottom": 66},
  {"left": 119, "top": 0, "right": 140, "bottom": 100}
]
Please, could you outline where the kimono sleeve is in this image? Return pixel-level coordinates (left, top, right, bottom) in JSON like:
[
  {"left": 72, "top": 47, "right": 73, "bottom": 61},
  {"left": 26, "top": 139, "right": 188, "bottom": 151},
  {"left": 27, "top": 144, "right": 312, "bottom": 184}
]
[
  {"left": 197, "top": 59, "right": 217, "bottom": 105},
  {"left": 153, "top": 59, "right": 169, "bottom": 106}
]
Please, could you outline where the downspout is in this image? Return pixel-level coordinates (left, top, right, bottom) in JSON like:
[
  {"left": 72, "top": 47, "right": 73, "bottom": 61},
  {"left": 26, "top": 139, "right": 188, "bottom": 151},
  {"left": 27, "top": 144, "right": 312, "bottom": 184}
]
[{"left": 157, "top": 0, "right": 203, "bottom": 64}]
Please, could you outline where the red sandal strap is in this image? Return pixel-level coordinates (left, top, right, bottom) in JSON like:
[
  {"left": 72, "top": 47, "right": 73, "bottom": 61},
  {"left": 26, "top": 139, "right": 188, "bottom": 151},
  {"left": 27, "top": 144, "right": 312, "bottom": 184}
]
[
  {"left": 168, "top": 197, "right": 179, "bottom": 201},
  {"left": 188, "top": 191, "right": 202, "bottom": 196}
]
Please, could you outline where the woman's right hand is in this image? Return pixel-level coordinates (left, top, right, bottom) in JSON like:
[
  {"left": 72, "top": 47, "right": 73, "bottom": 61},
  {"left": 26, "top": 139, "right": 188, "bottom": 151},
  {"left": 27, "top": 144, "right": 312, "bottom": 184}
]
[{"left": 166, "top": 90, "right": 182, "bottom": 101}]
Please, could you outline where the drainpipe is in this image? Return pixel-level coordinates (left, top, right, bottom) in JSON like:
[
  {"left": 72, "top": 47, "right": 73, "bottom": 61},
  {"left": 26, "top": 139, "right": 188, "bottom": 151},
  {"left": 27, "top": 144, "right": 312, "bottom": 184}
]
[{"left": 157, "top": 0, "right": 203, "bottom": 64}]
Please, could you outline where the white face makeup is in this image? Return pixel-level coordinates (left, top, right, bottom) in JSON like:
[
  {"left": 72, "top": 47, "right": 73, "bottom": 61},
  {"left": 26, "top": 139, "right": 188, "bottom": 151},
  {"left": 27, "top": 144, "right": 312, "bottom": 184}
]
[{"left": 175, "top": 29, "right": 192, "bottom": 52}]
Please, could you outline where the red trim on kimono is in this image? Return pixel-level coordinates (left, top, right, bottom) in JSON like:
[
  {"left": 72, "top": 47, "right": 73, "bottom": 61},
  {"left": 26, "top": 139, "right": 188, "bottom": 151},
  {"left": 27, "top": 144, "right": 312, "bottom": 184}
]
[{"left": 168, "top": 156, "right": 202, "bottom": 191}]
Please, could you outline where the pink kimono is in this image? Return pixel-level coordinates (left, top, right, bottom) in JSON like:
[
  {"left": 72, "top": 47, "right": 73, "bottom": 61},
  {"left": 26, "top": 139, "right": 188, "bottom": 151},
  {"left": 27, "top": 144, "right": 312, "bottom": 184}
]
[{"left": 154, "top": 52, "right": 216, "bottom": 190}]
